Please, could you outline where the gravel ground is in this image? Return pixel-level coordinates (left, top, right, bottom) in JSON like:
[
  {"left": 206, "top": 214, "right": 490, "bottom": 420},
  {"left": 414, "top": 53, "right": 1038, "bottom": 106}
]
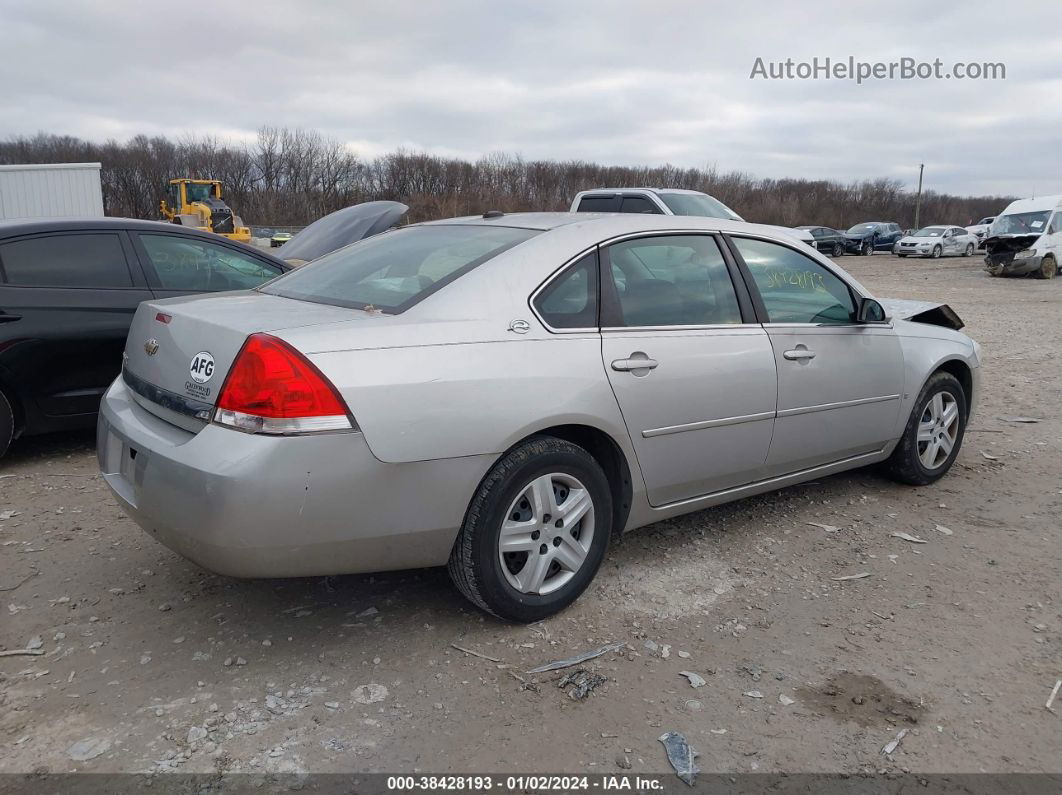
[{"left": 1, "top": 252, "right": 1059, "bottom": 778}]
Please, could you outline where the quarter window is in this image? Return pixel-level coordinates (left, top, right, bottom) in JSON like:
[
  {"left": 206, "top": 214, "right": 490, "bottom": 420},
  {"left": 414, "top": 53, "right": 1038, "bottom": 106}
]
[
  {"left": 0, "top": 233, "right": 132, "bottom": 288},
  {"left": 605, "top": 235, "right": 742, "bottom": 327},
  {"left": 732, "top": 237, "right": 856, "bottom": 325},
  {"left": 139, "top": 234, "right": 280, "bottom": 292},
  {"left": 533, "top": 252, "right": 598, "bottom": 329}
]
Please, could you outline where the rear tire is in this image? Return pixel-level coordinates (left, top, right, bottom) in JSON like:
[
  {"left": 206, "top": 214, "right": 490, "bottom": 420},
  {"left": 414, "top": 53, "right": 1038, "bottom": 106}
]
[
  {"left": 882, "top": 372, "right": 966, "bottom": 486},
  {"left": 832, "top": 242, "right": 843, "bottom": 257},
  {"left": 1038, "top": 255, "right": 1057, "bottom": 280},
  {"left": 448, "top": 437, "right": 612, "bottom": 622},
  {"left": 0, "top": 390, "right": 13, "bottom": 459}
]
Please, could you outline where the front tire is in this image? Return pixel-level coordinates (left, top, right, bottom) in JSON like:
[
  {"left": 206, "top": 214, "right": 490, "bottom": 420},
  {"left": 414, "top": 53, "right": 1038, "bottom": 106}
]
[
  {"left": 883, "top": 372, "right": 966, "bottom": 486},
  {"left": 964, "top": 243, "right": 974, "bottom": 257},
  {"left": 448, "top": 437, "right": 612, "bottom": 622},
  {"left": 1038, "top": 255, "right": 1057, "bottom": 280},
  {"left": 863, "top": 240, "right": 874, "bottom": 256},
  {"left": 931, "top": 245, "right": 942, "bottom": 259}
]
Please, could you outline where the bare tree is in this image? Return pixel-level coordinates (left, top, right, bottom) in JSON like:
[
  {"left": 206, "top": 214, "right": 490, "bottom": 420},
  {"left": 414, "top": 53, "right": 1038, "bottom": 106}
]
[{"left": 0, "top": 130, "right": 1012, "bottom": 229}]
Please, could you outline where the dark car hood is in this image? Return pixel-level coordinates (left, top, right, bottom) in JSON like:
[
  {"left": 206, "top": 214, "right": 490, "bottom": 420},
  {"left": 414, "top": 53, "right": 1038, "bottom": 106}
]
[{"left": 279, "top": 201, "right": 409, "bottom": 264}]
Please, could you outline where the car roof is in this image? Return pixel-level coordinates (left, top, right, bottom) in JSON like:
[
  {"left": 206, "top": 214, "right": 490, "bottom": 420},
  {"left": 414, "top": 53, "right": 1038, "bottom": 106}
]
[
  {"left": 417, "top": 211, "right": 797, "bottom": 239},
  {"left": 0, "top": 216, "right": 285, "bottom": 262},
  {"left": 1000, "top": 195, "right": 1062, "bottom": 214},
  {"left": 575, "top": 187, "right": 705, "bottom": 196}
]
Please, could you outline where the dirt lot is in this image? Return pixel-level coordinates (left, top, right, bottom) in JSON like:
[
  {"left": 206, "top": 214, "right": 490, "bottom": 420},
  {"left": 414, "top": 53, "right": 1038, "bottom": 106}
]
[{"left": 1, "top": 252, "right": 1059, "bottom": 778}]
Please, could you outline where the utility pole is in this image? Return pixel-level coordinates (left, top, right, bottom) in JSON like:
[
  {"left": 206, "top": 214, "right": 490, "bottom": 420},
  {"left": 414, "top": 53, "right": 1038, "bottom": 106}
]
[{"left": 914, "top": 163, "right": 924, "bottom": 230}]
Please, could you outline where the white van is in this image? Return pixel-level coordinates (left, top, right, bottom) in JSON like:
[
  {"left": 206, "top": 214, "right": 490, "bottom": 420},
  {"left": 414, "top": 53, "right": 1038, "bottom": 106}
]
[{"left": 983, "top": 195, "right": 1062, "bottom": 278}]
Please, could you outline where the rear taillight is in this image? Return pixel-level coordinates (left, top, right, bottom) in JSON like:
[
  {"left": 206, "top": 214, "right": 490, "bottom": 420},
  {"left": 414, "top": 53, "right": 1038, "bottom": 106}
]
[{"left": 213, "top": 333, "right": 355, "bottom": 435}]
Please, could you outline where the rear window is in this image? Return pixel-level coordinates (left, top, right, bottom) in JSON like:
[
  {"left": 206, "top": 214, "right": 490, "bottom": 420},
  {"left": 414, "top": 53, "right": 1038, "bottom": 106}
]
[
  {"left": 0, "top": 233, "right": 132, "bottom": 288},
  {"left": 261, "top": 225, "right": 538, "bottom": 313}
]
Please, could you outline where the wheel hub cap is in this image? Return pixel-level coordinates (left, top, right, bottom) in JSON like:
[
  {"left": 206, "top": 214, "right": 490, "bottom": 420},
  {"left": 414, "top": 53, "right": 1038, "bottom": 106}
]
[
  {"left": 498, "top": 473, "right": 595, "bottom": 596},
  {"left": 917, "top": 391, "right": 960, "bottom": 470}
]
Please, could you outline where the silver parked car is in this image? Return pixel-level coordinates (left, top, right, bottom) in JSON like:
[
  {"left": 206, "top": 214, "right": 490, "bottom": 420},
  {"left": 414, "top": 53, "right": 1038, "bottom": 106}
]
[
  {"left": 98, "top": 213, "right": 980, "bottom": 621},
  {"left": 894, "top": 226, "right": 979, "bottom": 258}
]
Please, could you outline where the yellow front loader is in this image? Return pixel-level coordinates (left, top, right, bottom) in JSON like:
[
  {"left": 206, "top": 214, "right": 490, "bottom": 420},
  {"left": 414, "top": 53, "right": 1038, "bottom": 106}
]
[{"left": 160, "top": 179, "right": 251, "bottom": 243}]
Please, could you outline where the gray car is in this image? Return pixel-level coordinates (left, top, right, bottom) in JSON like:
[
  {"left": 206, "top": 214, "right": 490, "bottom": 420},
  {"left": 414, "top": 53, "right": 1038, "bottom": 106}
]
[{"left": 98, "top": 213, "right": 981, "bottom": 621}]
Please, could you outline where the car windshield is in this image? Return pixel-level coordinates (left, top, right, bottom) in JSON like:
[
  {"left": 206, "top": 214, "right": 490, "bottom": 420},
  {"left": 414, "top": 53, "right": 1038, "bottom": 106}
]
[
  {"left": 847, "top": 224, "right": 878, "bottom": 234},
  {"left": 913, "top": 227, "right": 945, "bottom": 237},
  {"left": 989, "top": 211, "right": 1050, "bottom": 236},
  {"left": 659, "top": 193, "right": 743, "bottom": 221},
  {"left": 978, "top": 217, "right": 995, "bottom": 225},
  {"left": 260, "top": 224, "right": 538, "bottom": 313}
]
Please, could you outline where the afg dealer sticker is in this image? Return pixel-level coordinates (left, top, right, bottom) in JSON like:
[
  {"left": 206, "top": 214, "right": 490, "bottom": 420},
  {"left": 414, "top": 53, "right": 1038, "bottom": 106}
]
[{"left": 189, "top": 351, "right": 215, "bottom": 384}]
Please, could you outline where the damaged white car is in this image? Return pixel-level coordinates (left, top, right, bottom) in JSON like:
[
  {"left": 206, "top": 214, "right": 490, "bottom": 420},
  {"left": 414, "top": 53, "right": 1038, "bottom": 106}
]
[{"left": 983, "top": 195, "right": 1062, "bottom": 279}]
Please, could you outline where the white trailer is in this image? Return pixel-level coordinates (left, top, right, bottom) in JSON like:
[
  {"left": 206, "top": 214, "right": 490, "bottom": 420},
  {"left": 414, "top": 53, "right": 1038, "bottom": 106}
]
[{"left": 0, "top": 162, "right": 105, "bottom": 220}]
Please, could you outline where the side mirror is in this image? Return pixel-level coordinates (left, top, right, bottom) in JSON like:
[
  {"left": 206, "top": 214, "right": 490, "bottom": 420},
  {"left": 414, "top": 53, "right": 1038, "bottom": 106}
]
[{"left": 857, "top": 298, "right": 888, "bottom": 323}]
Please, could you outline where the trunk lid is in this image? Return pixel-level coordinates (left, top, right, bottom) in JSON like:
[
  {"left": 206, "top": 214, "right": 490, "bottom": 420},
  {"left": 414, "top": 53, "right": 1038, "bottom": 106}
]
[
  {"left": 278, "top": 201, "right": 409, "bottom": 265},
  {"left": 123, "top": 291, "right": 358, "bottom": 418}
]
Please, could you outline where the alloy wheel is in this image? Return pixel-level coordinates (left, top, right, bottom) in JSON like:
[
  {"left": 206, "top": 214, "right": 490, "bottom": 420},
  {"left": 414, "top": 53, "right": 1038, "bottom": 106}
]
[
  {"left": 498, "top": 472, "right": 595, "bottom": 595},
  {"left": 917, "top": 392, "right": 960, "bottom": 470}
]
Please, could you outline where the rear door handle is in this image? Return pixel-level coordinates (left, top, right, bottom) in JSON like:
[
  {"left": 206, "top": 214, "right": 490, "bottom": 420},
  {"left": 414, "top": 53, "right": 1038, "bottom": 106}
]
[
  {"left": 611, "top": 357, "right": 659, "bottom": 372},
  {"left": 783, "top": 348, "right": 816, "bottom": 361}
]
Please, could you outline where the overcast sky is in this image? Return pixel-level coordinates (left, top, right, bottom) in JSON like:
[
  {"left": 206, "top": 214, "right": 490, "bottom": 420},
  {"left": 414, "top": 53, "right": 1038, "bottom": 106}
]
[{"left": 1, "top": 0, "right": 1059, "bottom": 197}]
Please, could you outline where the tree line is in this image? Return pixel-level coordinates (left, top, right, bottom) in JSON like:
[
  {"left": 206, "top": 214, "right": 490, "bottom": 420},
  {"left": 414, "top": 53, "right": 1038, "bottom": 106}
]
[{"left": 0, "top": 128, "right": 1010, "bottom": 229}]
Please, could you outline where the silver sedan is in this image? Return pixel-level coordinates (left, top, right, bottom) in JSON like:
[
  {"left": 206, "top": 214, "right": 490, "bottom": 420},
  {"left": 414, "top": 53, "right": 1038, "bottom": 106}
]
[
  {"left": 894, "top": 226, "right": 979, "bottom": 258},
  {"left": 99, "top": 213, "right": 981, "bottom": 621}
]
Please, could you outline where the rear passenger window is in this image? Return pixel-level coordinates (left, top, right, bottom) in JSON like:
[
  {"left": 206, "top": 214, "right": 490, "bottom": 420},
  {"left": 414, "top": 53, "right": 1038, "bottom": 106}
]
[
  {"left": 575, "top": 196, "right": 616, "bottom": 213},
  {"left": 619, "top": 196, "right": 662, "bottom": 214},
  {"left": 0, "top": 233, "right": 132, "bottom": 287},
  {"left": 605, "top": 235, "right": 742, "bottom": 327},
  {"left": 533, "top": 252, "right": 598, "bottom": 329},
  {"left": 732, "top": 237, "right": 855, "bottom": 325}
]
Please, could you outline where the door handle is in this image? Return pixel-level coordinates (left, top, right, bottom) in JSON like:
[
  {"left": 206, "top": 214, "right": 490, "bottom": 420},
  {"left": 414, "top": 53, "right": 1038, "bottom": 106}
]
[
  {"left": 0, "top": 313, "right": 22, "bottom": 323},
  {"left": 783, "top": 348, "right": 816, "bottom": 361},
  {"left": 611, "top": 357, "right": 658, "bottom": 372}
]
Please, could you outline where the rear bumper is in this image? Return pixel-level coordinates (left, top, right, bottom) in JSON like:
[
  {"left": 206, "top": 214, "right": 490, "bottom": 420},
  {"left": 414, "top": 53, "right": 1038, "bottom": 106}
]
[{"left": 98, "top": 378, "right": 492, "bottom": 578}]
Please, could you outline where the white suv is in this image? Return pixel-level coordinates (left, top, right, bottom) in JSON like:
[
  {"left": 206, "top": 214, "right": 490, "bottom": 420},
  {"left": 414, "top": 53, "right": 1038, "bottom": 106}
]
[{"left": 570, "top": 188, "right": 816, "bottom": 247}]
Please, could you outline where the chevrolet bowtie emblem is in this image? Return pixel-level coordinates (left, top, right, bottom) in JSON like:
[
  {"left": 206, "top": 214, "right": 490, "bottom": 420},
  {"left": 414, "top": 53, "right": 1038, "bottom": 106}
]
[{"left": 145, "top": 339, "right": 160, "bottom": 356}]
